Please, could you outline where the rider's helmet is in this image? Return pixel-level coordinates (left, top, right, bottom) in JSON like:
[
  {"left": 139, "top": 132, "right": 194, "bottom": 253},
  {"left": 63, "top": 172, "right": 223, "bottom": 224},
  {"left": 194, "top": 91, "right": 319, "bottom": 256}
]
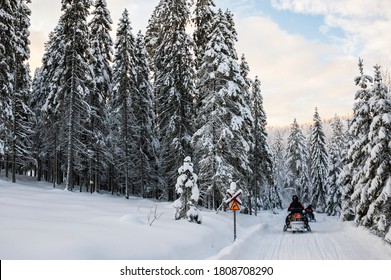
[{"left": 292, "top": 195, "right": 299, "bottom": 202}]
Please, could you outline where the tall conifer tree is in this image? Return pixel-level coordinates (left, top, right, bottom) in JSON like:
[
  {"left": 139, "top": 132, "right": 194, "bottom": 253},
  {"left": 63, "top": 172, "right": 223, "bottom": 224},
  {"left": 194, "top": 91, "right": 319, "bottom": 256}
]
[
  {"left": 309, "top": 108, "right": 328, "bottom": 212},
  {"left": 132, "top": 31, "right": 160, "bottom": 198},
  {"left": 87, "top": 0, "right": 114, "bottom": 192},
  {"left": 148, "top": 0, "right": 195, "bottom": 200},
  {"left": 325, "top": 115, "right": 345, "bottom": 216},
  {"left": 193, "top": 0, "right": 215, "bottom": 70},
  {"left": 192, "top": 10, "right": 250, "bottom": 209},
  {"left": 0, "top": 0, "right": 34, "bottom": 182},
  {"left": 30, "top": 21, "right": 66, "bottom": 186},
  {"left": 272, "top": 132, "right": 288, "bottom": 199},
  {"left": 251, "top": 76, "right": 280, "bottom": 212},
  {"left": 59, "top": 0, "right": 94, "bottom": 190},
  {"left": 358, "top": 65, "right": 391, "bottom": 241},
  {"left": 110, "top": 9, "right": 137, "bottom": 198},
  {"left": 286, "top": 119, "right": 311, "bottom": 203},
  {"left": 340, "top": 58, "right": 372, "bottom": 221}
]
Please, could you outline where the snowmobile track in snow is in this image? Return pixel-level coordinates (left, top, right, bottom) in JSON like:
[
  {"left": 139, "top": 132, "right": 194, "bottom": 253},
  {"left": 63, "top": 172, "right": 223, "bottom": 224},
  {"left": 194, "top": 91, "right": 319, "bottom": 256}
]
[{"left": 225, "top": 211, "right": 391, "bottom": 260}]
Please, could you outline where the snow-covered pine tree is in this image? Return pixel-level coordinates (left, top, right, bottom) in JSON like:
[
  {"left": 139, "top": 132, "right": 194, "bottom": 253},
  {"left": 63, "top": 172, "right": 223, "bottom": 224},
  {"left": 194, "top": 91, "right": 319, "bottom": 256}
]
[
  {"left": 59, "top": 0, "right": 94, "bottom": 191},
  {"left": 0, "top": 0, "right": 34, "bottom": 182},
  {"left": 223, "top": 17, "right": 255, "bottom": 206},
  {"left": 144, "top": 0, "right": 165, "bottom": 67},
  {"left": 251, "top": 76, "right": 280, "bottom": 212},
  {"left": 30, "top": 22, "right": 65, "bottom": 186},
  {"left": 149, "top": 0, "right": 195, "bottom": 201},
  {"left": 325, "top": 115, "right": 345, "bottom": 216},
  {"left": 89, "top": 0, "right": 113, "bottom": 101},
  {"left": 192, "top": 0, "right": 215, "bottom": 70},
  {"left": 132, "top": 31, "right": 160, "bottom": 198},
  {"left": 271, "top": 132, "right": 288, "bottom": 201},
  {"left": 238, "top": 54, "right": 256, "bottom": 213},
  {"left": 340, "top": 58, "right": 372, "bottom": 221},
  {"left": 286, "top": 118, "right": 311, "bottom": 204},
  {"left": 30, "top": 67, "right": 47, "bottom": 182},
  {"left": 174, "top": 156, "right": 201, "bottom": 223},
  {"left": 86, "top": 0, "right": 114, "bottom": 192},
  {"left": 309, "top": 108, "right": 329, "bottom": 212},
  {"left": 357, "top": 65, "right": 391, "bottom": 242},
  {"left": 192, "top": 10, "right": 251, "bottom": 210},
  {"left": 337, "top": 118, "right": 353, "bottom": 219},
  {"left": 109, "top": 9, "right": 138, "bottom": 198},
  {"left": 0, "top": 1, "right": 17, "bottom": 173},
  {"left": 222, "top": 9, "right": 238, "bottom": 60}
]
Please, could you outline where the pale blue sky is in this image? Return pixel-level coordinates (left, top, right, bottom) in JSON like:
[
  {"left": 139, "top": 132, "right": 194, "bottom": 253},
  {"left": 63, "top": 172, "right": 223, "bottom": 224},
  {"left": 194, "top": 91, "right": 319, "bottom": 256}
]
[{"left": 29, "top": 0, "right": 391, "bottom": 126}]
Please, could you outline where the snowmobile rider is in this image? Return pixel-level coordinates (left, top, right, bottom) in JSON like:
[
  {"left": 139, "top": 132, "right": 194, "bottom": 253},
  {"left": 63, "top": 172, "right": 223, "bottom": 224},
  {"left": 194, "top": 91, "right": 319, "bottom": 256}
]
[
  {"left": 285, "top": 195, "right": 306, "bottom": 226},
  {"left": 305, "top": 204, "right": 315, "bottom": 220}
]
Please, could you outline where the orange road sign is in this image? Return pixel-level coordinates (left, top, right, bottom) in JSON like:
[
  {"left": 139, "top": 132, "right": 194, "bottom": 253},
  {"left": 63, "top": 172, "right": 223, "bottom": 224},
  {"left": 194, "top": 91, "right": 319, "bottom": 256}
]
[{"left": 230, "top": 200, "right": 241, "bottom": 211}]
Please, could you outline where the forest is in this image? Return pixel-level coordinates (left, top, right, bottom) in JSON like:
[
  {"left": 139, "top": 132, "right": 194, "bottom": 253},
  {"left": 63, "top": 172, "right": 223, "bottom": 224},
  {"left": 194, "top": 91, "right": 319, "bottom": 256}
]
[{"left": 0, "top": 0, "right": 390, "bottom": 244}]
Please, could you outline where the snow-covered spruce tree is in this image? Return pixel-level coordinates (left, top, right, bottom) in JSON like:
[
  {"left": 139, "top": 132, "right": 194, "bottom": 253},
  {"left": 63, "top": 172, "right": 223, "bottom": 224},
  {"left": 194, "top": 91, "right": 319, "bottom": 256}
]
[
  {"left": 174, "top": 156, "right": 201, "bottom": 223},
  {"left": 132, "top": 31, "right": 160, "bottom": 198},
  {"left": 337, "top": 119, "right": 353, "bottom": 219},
  {"left": 357, "top": 65, "right": 391, "bottom": 241},
  {"left": 241, "top": 60, "right": 254, "bottom": 213},
  {"left": 221, "top": 12, "right": 253, "bottom": 197},
  {"left": 286, "top": 119, "right": 311, "bottom": 204},
  {"left": 109, "top": 9, "right": 137, "bottom": 198},
  {"left": 325, "top": 115, "right": 345, "bottom": 216},
  {"left": 148, "top": 0, "right": 195, "bottom": 201},
  {"left": 59, "top": 0, "right": 94, "bottom": 191},
  {"left": 271, "top": 132, "right": 288, "bottom": 200},
  {"left": 0, "top": 0, "right": 16, "bottom": 174},
  {"left": 340, "top": 58, "right": 372, "bottom": 221},
  {"left": 192, "top": 0, "right": 215, "bottom": 71},
  {"left": 251, "top": 76, "right": 281, "bottom": 212},
  {"left": 30, "top": 68, "right": 47, "bottom": 182},
  {"left": 309, "top": 108, "right": 329, "bottom": 212},
  {"left": 238, "top": 54, "right": 255, "bottom": 213},
  {"left": 89, "top": 0, "right": 113, "bottom": 101},
  {"left": 30, "top": 22, "right": 65, "bottom": 186},
  {"left": 0, "top": 0, "right": 34, "bottom": 182},
  {"left": 144, "top": 0, "right": 165, "bottom": 66},
  {"left": 192, "top": 9, "right": 251, "bottom": 210},
  {"left": 222, "top": 9, "right": 238, "bottom": 60},
  {"left": 86, "top": 0, "right": 114, "bottom": 193}
]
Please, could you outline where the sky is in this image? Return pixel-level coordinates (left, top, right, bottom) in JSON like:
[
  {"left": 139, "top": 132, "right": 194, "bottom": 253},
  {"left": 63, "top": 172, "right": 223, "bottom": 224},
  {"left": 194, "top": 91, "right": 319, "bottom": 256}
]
[{"left": 28, "top": 0, "right": 391, "bottom": 126}]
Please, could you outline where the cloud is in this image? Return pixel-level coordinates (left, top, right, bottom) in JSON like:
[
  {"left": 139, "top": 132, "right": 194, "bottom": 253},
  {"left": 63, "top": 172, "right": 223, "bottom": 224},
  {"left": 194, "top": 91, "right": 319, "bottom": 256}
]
[
  {"left": 271, "top": 0, "right": 389, "bottom": 17},
  {"left": 234, "top": 15, "right": 357, "bottom": 125},
  {"left": 271, "top": 0, "right": 391, "bottom": 60}
]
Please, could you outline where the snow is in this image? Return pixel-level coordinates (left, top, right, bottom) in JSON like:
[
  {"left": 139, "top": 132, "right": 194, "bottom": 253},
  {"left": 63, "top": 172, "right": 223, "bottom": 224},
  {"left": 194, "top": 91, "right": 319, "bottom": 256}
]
[{"left": 1, "top": 174, "right": 391, "bottom": 260}]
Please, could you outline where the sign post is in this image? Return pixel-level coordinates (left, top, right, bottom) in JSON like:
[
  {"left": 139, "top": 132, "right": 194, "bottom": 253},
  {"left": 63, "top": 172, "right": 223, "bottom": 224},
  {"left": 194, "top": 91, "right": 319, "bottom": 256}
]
[{"left": 225, "top": 182, "right": 242, "bottom": 241}]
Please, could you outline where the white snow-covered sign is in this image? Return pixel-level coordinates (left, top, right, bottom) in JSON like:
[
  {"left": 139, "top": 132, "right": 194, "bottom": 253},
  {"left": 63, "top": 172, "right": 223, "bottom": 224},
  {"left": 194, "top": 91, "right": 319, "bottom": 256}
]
[
  {"left": 225, "top": 182, "right": 242, "bottom": 241},
  {"left": 225, "top": 182, "right": 242, "bottom": 211}
]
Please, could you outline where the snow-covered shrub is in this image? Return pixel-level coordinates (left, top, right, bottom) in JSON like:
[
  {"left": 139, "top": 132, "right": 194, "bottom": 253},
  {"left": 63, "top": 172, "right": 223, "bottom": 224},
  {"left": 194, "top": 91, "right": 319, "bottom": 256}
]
[{"left": 174, "top": 156, "right": 201, "bottom": 223}]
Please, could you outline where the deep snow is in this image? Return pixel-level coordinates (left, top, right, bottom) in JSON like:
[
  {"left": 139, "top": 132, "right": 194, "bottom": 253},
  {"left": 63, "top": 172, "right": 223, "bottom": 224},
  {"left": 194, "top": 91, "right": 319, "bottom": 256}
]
[{"left": 1, "top": 173, "right": 391, "bottom": 260}]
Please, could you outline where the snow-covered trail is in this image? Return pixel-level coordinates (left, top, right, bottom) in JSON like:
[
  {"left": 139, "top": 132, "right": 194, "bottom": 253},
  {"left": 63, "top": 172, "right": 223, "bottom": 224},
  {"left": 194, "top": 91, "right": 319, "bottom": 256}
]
[
  {"left": 228, "top": 211, "right": 391, "bottom": 260},
  {"left": 1, "top": 175, "right": 391, "bottom": 260}
]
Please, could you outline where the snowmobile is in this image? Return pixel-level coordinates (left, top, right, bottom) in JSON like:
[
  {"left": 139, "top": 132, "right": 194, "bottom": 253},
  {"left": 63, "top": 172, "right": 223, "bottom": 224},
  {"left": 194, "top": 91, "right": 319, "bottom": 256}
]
[{"left": 283, "top": 211, "right": 311, "bottom": 232}]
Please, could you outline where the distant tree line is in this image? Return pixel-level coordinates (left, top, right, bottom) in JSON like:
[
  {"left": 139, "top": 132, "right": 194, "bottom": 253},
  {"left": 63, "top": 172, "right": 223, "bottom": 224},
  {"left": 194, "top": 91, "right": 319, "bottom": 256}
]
[{"left": 272, "top": 58, "right": 391, "bottom": 243}]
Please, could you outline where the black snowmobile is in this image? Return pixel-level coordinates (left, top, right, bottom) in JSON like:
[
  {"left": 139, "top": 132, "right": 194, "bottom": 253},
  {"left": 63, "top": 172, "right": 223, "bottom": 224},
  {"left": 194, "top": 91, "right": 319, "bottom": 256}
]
[{"left": 283, "top": 208, "right": 311, "bottom": 232}]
